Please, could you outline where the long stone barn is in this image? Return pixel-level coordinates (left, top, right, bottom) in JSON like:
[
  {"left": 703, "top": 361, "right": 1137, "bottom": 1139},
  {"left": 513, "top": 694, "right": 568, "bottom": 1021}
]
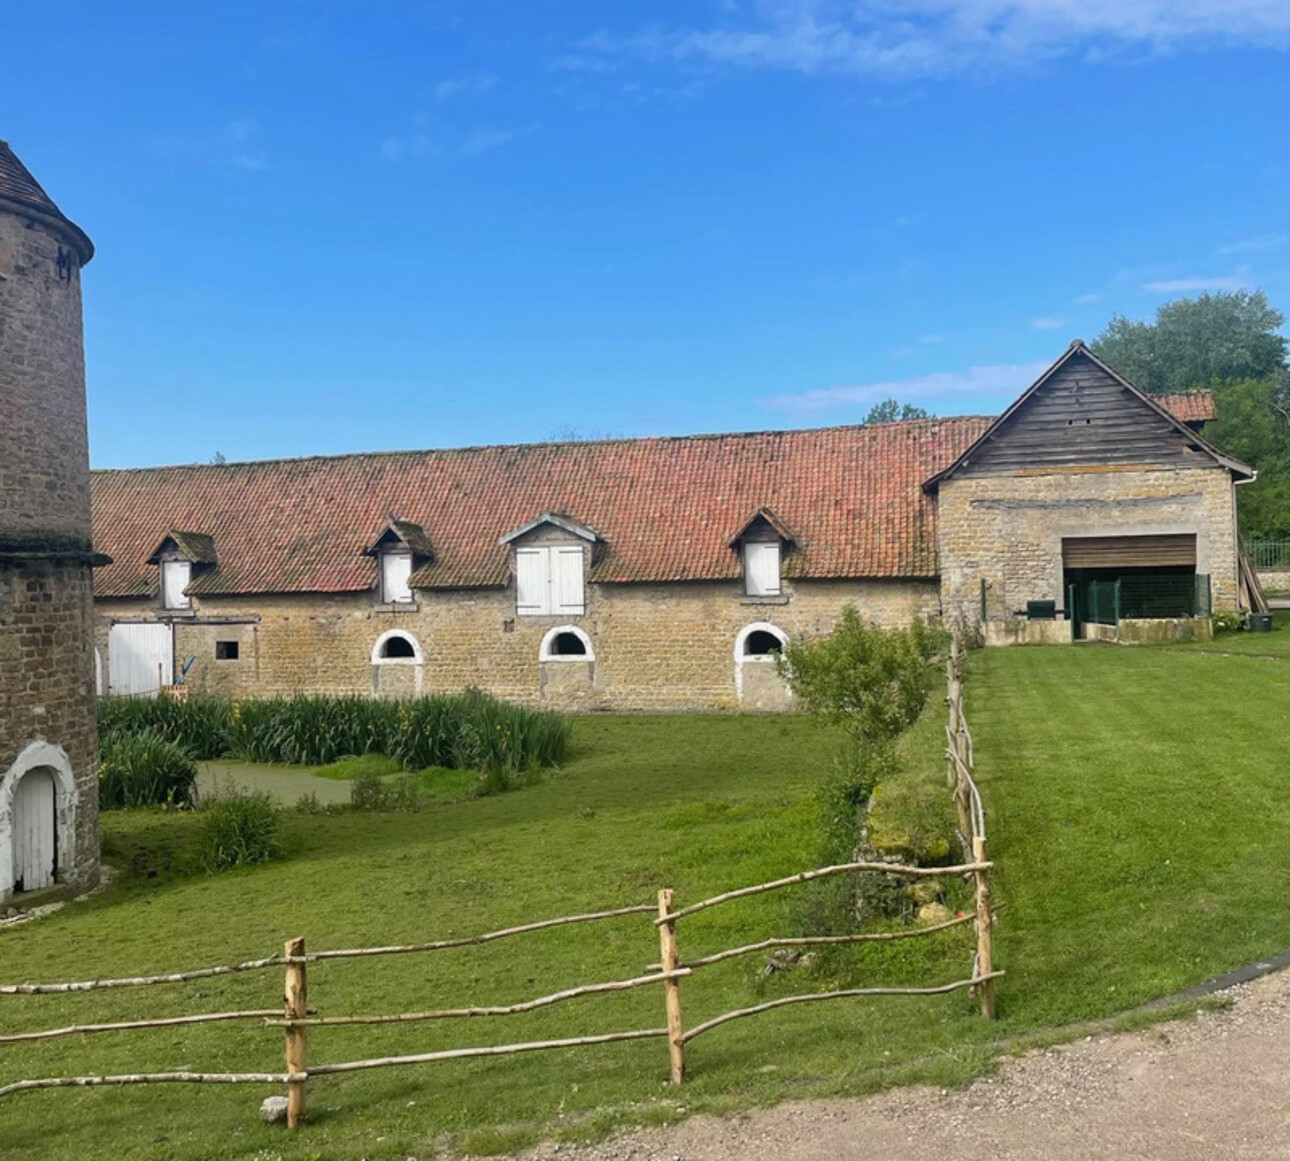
[{"left": 89, "top": 342, "right": 1254, "bottom": 711}]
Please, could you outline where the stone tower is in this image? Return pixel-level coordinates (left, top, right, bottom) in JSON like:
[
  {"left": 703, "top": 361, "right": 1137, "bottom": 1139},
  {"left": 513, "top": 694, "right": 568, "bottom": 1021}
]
[{"left": 0, "top": 141, "right": 100, "bottom": 903}]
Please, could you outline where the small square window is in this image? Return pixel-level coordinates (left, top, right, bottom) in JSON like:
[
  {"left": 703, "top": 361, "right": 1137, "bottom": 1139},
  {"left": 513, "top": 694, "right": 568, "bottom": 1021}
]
[{"left": 215, "top": 640, "right": 240, "bottom": 660}]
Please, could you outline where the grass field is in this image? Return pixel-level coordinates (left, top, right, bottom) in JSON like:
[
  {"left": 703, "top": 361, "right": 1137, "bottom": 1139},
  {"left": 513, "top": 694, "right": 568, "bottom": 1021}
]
[{"left": 4, "top": 641, "right": 1290, "bottom": 1159}]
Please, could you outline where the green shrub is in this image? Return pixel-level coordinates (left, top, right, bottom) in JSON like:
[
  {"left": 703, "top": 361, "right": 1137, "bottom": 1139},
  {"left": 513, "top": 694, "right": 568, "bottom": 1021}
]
[
  {"left": 226, "top": 695, "right": 397, "bottom": 765},
  {"left": 350, "top": 770, "right": 388, "bottom": 811},
  {"left": 100, "top": 689, "right": 571, "bottom": 782},
  {"left": 816, "top": 739, "right": 898, "bottom": 864},
  {"left": 779, "top": 610, "right": 946, "bottom": 743},
  {"left": 198, "top": 789, "right": 282, "bottom": 870},
  {"left": 350, "top": 770, "right": 423, "bottom": 812},
  {"left": 1212, "top": 611, "right": 1244, "bottom": 633},
  {"left": 98, "top": 696, "right": 232, "bottom": 758},
  {"left": 98, "top": 731, "right": 198, "bottom": 810}
]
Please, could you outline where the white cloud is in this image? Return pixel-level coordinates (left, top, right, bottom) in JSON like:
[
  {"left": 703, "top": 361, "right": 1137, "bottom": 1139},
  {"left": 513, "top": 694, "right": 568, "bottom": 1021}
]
[
  {"left": 1074, "top": 292, "right": 1101, "bottom": 304},
  {"left": 1143, "top": 274, "right": 1249, "bottom": 293},
  {"left": 581, "top": 1, "right": 1290, "bottom": 81},
  {"left": 462, "top": 127, "right": 517, "bottom": 155},
  {"left": 765, "top": 359, "right": 1049, "bottom": 412},
  {"left": 224, "top": 119, "right": 268, "bottom": 171},
  {"left": 379, "top": 133, "right": 438, "bottom": 162},
  {"left": 434, "top": 73, "right": 497, "bottom": 101},
  {"left": 1030, "top": 315, "right": 1066, "bottom": 330},
  {"left": 1215, "top": 233, "right": 1290, "bottom": 256}
]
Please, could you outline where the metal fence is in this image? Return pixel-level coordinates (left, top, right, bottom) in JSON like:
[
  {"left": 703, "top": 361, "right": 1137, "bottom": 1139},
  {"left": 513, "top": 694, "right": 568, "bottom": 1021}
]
[
  {"left": 1080, "top": 573, "right": 1211, "bottom": 624},
  {"left": 1246, "top": 541, "right": 1290, "bottom": 570}
]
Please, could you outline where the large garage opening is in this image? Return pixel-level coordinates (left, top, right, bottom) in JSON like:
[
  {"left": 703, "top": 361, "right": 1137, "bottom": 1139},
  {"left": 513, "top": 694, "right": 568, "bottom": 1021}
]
[{"left": 1063, "top": 535, "right": 1209, "bottom": 638}]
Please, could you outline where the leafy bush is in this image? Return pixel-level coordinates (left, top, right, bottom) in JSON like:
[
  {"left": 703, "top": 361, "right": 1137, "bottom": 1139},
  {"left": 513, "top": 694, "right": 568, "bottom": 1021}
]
[
  {"left": 816, "top": 739, "right": 898, "bottom": 865},
  {"left": 351, "top": 771, "right": 423, "bottom": 812},
  {"left": 98, "top": 696, "right": 233, "bottom": 758},
  {"left": 779, "top": 610, "right": 946, "bottom": 743},
  {"left": 98, "top": 731, "right": 198, "bottom": 810},
  {"left": 225, "top": 696, "right": 396, "bottom": 765},
  {"left": 1212, "top": 610, "right": 1244, "bottom": 633},
  {"left": 100, "top": 689, "right": 572, "bottom": 780},
  {"left": 390, "top": 689, "right": 573, "bottom": 774},
  {"left": 198, "top": 789, "right": 283, "bottom": 870}
]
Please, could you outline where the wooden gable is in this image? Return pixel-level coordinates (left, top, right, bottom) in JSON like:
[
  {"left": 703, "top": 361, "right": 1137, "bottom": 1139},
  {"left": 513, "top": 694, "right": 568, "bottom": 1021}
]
[{"left": 927, "top": 343, "right": 1251, "bottom": 486}]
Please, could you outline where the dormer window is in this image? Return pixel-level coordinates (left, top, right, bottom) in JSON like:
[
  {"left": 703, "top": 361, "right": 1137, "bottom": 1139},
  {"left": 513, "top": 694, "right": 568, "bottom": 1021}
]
[
  {"left": 364, "top": 518, "right": 434, "bottom": 607},
  {"left": 500, "top": 512, "right": 602, "bottom": 618},
  {"left": 743, "top": 542, "right": 781, "bottom": 596},
  {"left": 380, "top": 549, "right": 413, "bottom": 604},
  {"left": 146, "top": 530, "right": 218, "bottom": 612},
  {"left": 161, "top": 558, "right": 192, "bottom": 609},
  {"left": 731, "top": 508, "right": 796, "bottom": 598}
]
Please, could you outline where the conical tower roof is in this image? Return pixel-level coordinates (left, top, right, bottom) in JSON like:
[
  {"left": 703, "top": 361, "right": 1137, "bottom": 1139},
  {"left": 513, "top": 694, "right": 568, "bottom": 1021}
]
[{"left": 0, "top": 140, "right": 93, "bottom": 264}]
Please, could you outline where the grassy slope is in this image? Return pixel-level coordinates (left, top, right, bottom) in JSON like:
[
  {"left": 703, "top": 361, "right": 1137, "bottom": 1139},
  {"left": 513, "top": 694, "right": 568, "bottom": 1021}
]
[{"left": 4, "top": 646, "right": 1290, "bottom": 1158}]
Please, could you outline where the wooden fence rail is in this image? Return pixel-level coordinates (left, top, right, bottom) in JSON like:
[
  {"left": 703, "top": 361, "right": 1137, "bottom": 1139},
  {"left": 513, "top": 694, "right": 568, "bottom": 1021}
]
[{"left": 1, "top": 624, "right": 999, "bottom": 1124}]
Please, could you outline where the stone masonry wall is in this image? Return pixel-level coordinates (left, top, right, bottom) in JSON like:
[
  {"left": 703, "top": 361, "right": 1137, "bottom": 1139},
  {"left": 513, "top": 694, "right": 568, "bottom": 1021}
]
[
  {"left": 95, "top": 576, "right": 938, "bottom": 712},
  {"left": 0, "top": 562, "right": 100, "bottom": 893},
  {"left": 0, "top": 211, "right": 91, "bottom": 551},
  {"left": 937, "top": 466, "right": 1240, "bottom": 624},
  {"left": 0, "top": 187, "right": 99, "bottom": 902}
]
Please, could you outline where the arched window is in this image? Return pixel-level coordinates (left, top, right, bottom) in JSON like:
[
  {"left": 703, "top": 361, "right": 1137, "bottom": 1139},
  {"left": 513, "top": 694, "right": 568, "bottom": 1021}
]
[
  {"left": 371, "top": 630, "right": 423, "bottom": 664},
  {"left": 744, "top": 630, "right": 783, "bottom": 656},
  {"left": 735, "top": 622, "right": 788, "bottom": 660},
  {"left": 539, "top": 625, "right": 595, "bottom": 662}
]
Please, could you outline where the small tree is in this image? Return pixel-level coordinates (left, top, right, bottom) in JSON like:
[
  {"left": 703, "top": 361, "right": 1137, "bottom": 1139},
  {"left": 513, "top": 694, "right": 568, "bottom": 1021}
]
[
  {"left": 780, "top": 608, "right": 943, "bottom": 744},
  {"left": 779, "top": 609, "right": 945, "bottom": 868}
]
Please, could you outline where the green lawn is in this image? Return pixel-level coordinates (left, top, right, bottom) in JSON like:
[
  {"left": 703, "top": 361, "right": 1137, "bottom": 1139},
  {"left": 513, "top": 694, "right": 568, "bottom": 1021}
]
[{"left": 4, "top": 647, "right": 1290, "bottom": 1159}]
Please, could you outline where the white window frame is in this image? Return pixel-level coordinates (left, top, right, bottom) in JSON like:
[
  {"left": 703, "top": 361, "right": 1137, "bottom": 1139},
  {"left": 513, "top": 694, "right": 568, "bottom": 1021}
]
[
  {"left": 379, "top": 548, "right": 414, "bottom": 604},
  {"left": 160, "top": 558, "right": 192, "bottom": 610},
  {"left": 515, "top": 545, "right": 585, "bottom": 616},
  {"left": 539, "top": 625, "right": 595, "bottom": 662},
  {"left": 735, "top": 621, "right": 788, "bottom": 661},
  {"left": 743, "top": 540, "right": 782, "bottom": 596},
  {"left": 370, "top": 629, "right": 423, "bottom": 665}
]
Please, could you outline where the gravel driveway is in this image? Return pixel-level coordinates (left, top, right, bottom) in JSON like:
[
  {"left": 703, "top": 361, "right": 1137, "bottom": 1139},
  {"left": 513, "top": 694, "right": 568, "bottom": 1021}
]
[{"left": 517, "top": 967, "right": 1290, "bottom": 1161}]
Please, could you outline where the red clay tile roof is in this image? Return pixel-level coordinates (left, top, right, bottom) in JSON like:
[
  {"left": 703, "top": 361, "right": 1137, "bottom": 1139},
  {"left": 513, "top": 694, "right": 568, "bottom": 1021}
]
[
  {"left": 0, "top": 141, "right": 93, "bottom": 263},
  {"left": 1154, "top": 391, "right": 1216, "bottom": 423},
  {"left": 90, "top": 419, "right": 994, "bottom": 597}
]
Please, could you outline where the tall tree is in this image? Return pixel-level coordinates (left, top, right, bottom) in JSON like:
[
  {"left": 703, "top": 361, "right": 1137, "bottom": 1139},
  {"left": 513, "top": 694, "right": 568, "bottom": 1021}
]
[
  {"left": 1092, "top": 291, "right": 1287, "bottom": 393},
  {"left": 863, "top": 399, "right": 930, "bottom": 424}
]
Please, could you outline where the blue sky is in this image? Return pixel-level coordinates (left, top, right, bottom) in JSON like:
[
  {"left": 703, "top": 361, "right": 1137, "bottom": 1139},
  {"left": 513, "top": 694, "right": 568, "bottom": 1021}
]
[{"left": 3, "top": 1, "right": 1289, "bottom": 467}]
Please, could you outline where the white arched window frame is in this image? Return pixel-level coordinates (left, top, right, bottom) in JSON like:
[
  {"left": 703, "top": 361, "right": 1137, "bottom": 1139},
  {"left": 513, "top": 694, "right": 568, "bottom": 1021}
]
[
  {"left": 539, "top": 624, "right": 595, "bottom": 662},
  {"left": 0, "top": 741, "right": 78, "bottom": 900},
  {"left": 370, "top": 629, "right": 424, "bottom": 665},
  {"left": 734, "top": 622, "right": 789, "bottom": 701},
  {"left": 735, "top": 621, "right": 788, "bottom": 660}
]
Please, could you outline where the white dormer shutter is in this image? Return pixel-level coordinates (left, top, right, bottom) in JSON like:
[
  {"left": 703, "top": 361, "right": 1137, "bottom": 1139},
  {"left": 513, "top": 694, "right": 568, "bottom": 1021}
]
[
  {"left": 381, "top": 551, "right": 413, "bottom": 603},
  {"left": 161, "top": 560, "right": 192, "bottom": 609},
  {"left": 516, "top": 547, "right": 547, "bottom": 613},
  {"left": 553, "top": 546, "right": 586, "bottom": 614},
  {"left": 744, "top": 541, "right": 781, "bottom": 596}
]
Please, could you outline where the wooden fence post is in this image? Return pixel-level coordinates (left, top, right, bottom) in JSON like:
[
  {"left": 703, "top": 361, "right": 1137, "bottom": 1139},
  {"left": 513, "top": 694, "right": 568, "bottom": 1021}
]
[
  {"left": 656, "top": 889, "right": 685, "bottom": 1084},
  {"left": 283, "top": 937, "right": 307, "bottom": 1127},
  {"left": 971, "top": 838, "right": 996, "bottom": 1019}
]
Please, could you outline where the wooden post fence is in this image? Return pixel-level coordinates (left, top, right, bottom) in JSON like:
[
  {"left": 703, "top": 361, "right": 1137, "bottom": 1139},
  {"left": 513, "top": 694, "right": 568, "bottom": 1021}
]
[
  {"left": 656, "top": 889, "right": 685, "bottom": 1084},
  {"left": 283, "top": 937, "right": 307, "bottom": 1128},
  {"left": 971, "top": 836, "right": 996, "bottom": 1019}
]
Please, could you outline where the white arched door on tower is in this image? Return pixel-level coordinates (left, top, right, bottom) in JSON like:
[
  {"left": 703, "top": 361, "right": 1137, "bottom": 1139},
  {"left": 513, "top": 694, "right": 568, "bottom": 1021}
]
[{"left": 13, "top": 768, "right": 57, "bottom": 892}]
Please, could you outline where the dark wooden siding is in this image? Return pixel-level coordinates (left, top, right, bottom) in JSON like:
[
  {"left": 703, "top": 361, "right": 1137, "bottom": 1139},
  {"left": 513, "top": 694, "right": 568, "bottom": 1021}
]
[
  {"left": 954, "top": 353, "right": 1212, "bottom": 477},
  {"left": 1063, "top": 534, "right": 1197, "bottom": 569}
]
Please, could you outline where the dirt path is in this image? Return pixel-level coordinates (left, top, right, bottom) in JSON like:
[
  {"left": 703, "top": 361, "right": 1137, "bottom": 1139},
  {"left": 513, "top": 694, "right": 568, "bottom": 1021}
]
[{"left": 519, "top": 968, "right": 1290, "bottom": 1161}]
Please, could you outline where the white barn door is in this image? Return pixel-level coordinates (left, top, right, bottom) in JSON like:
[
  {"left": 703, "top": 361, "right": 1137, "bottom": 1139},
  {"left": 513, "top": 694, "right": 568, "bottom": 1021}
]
[
  {"left": 108, "top": 623, "right": 174, "bottom": 696},
  {"left": 13, "top": 769, "right": 56, "bottom": 892}
]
